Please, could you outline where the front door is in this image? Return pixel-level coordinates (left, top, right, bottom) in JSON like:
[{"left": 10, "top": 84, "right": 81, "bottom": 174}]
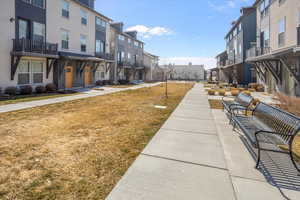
[
  {"left": 84, "top": 66, "right": 92, "bottom": 86},
  {"left": 65, "top": 66, "right": 73, "bottom": 89}
]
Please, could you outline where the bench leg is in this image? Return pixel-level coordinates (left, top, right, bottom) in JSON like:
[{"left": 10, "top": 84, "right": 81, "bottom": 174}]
[{"left": 255, "top": 147, "right": 261, "bottom": 169}]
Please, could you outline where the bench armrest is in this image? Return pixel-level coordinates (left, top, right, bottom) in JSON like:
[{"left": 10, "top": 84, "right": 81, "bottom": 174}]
[{"left": 222, "top": 96, "right": 235, "bottom": 102}]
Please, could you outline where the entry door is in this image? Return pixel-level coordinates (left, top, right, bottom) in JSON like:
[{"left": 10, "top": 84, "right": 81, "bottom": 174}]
[
  {"left": 65, "top": 66, "right": 73, "bottom": 89},
  {"left": 84, "top": 66, "right": 92, "bottom": 86}
]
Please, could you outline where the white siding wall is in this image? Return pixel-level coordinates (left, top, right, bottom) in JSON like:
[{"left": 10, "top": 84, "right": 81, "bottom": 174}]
[
  {"left": 47, "top": 0, "right": 96, "bottom": 55},
  {"left": 0, "top": 0, "right": 15, "bottom": 88}
]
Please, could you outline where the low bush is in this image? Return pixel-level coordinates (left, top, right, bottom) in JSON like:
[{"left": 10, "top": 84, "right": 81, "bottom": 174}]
[
  {"left": 276, "top": 93, "right": 300, "bottom": 117},
  {"left": 95, "top": 80, "right": 104, "bottom": 86},
  {"left": 218, "top": 89, "right": 226, "bottom": 96},
  {"left": 231, "top": 90, "right": 239, "bottom": 96},
  {"left": 19, "top": 85, "right": 33, "bottom": 95},
  {"left": 4, "top": 86, "right": 17, "bottom": 96},
  {"left": 208, "top": 89, "right": 215, "bottom": 95},
  {"left": 256, "top": 85, "right": 265, "bottom": 92},
  {"left": 35, "top": 85, "right": 46, "bottom": 94},
  {"left": 46, "top": 83, "right": 57, "bottom": 92},
  {"left": 119, "top": 80, "right": 129, "bottom": 85}
]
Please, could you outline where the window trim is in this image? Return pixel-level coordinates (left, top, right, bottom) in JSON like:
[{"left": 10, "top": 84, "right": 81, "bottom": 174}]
[
  {"left": 22, "top": 0, "right": 45, "bottom": 9},
  {"left": 61, "top": 0, "right": 70, "bottom": 19},
  {"left": 61, "top": 29, "right": 70, "bottom": 50},
  {"left": 80, "top": 9, "right": 88, "bottom": 25}
]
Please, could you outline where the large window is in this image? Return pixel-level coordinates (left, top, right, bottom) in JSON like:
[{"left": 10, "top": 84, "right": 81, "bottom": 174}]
[
  {"left": 61, "top": 29, "right": 69, "bottom": 49},
  {"left": 33, "top": 22, "right": 45, "bottom": 42},
  {"left": 278, "top": 17, "right": 286, "bottom": 47},
  {"left": 96, "top": 17, "right": 106, "bottom": 30},
  {"left": 264, "top": 28, "right": 270, "bottom": 47},
  {"left": 96, "top": 40, "right": 105, "bottom": 53},
  {"left": 134, "top": 41, "right": 139, "bottom": 47},
  {"left": 62, "top": 0, "right": 70, "bottom": 18},
  {"left": 260, "top": 0, "right": 269, "bottom": 17},
  {"left": 17, "top": 60, "right": 44, "bottom": 85},
  {"left": 80, "top": 34, "right": 87, "bottom": 52},
  {"left": 80, "top": 9, "right": 88, "bottom": 25}
]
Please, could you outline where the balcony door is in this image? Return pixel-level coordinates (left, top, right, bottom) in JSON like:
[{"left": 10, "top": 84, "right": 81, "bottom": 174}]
[{"left": 18, "top": 19, "right": 30, "bottom": 40}]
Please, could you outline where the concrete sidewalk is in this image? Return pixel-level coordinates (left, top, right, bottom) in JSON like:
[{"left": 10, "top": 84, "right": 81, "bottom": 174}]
[
  {"left": 106, "top": 83, "right": 300, "bottom": 200},
  {"left": 0, "top": 83, "right": 160, "bottom": 114}
]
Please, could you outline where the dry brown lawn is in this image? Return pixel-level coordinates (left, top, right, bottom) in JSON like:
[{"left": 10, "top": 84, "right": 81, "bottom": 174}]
[
  {"left": 0, "top": 83, "right": 193, "bottom": 200},
  {"left": 208, "top": 99, "right": 224, "bottom": 109}
]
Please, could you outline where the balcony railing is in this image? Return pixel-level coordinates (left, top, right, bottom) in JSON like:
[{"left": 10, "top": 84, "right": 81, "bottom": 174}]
[
  {"left": 95, "top": 52, "right": 115, "bottom": 60},
  {"left": 13, "top": 39, "right": 58, "bottom": 55},
  {"left": 246, "top": 46, "right": 271, "bottom": 59}
]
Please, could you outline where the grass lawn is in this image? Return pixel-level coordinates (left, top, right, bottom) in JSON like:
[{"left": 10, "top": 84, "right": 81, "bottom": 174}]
[
  {"left": 0, "top": 83, "right": 193, "bottom": 200},
  {"left": 0, "top": 93, "right": 79, "bottom": 106}
]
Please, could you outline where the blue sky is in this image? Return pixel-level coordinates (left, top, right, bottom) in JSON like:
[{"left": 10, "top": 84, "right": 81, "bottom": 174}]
[{"left": 95, "top": 0, "right": 252, "bottom": 68}]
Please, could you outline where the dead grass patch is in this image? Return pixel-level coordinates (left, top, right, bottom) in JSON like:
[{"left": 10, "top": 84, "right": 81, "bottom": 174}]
[
  {"left": 208, "top": 99, "right": 224, "bottom": 109},
  {"left": 0, "top": 83, "right": 193, "bottom": 200}
]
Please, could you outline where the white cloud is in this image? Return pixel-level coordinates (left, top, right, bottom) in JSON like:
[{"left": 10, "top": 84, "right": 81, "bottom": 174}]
[
  {"left": 159, "top": 57, "right": 216, "bottom": 69},
  {"left": 126, "top": 25, "right": 173, "bottom": 39},
  {"left": 209, "top": 0, "right": 249, "bottom": 12}
]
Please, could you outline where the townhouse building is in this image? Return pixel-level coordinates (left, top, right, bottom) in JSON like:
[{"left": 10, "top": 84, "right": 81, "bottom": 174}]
[
  {"left": 246, "top": 0, "right": 300, "bottom": 96},
  {"left": 109, "top": 23, "right": 145, "bottom": 82},
  {"left": 1, "top": 0, "right": 153, "bottom": 91},
  {"left": 221, "top": 7, "right": 257, "bottom": 85},
  {"left": 143, "top": 52, "right": 159, "bottom": 82},
  {"left": 214, "top": 50, "right": 228, "bottom": 82}
]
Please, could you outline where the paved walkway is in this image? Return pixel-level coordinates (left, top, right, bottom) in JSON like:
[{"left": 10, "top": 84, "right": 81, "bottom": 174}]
[
  {"left": 107, "top": 83, "right": 300, "bottom": 200},
  {"left": 0, "top": 83, "right": 161, "bottom": 114}
]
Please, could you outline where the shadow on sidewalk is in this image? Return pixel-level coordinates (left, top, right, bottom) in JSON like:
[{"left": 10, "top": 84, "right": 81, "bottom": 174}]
[{"left": 240, "top": 136, "right": 300, "bottom": 200}]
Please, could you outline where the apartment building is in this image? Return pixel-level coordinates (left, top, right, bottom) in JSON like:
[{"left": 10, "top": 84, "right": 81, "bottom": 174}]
[
  {"left": 109, "top": 23, "right": 145, "bottom": 82},
  {"left": 165, "top": 63, "right": 205, "bottom": 81},
  {"left": 246, "top": 0, "right": 300, "bottom": 96},
  {"left": 222, "top": 7, "right": 257, "bottom": 85},
  {"left": 214, "top": 51, "right": 228, "bottom": 82},
  {"left": 143, "top": 52, "right": 159, "bottom": 82},
  {"left": 1, "top": 0, "right": 153, "bottom": 91}
]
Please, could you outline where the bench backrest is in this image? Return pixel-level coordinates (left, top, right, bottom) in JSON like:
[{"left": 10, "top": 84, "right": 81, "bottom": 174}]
[
  {"left": 253, "top": 102, "right": 300, "bottom": 144},
  {"left": 235, "top": 93, "right": 254, "bottom": 107}
]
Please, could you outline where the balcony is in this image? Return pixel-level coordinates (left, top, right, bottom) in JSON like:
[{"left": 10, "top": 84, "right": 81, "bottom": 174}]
[
  {"left": 95, "top": 52, "right": 115, "bottom": 60},
  {"left": 12, "top": 39, "right": 58, "bottom": 55},
  {"left": 246, "top": 46, "right": 271, "bottom": 59}
]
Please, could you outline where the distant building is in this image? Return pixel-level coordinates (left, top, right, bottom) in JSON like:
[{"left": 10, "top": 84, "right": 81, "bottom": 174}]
[{"left": 162, "top": 63, "right": 205, "bottom": 81}]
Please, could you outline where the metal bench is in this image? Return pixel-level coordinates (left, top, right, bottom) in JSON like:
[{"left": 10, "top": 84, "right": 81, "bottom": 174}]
[
  {"left": 232, "top": 102, "right": 300, "bottom": 172},
  {"left": 222, "top": 93, "right": 253, "bottom": 120}
]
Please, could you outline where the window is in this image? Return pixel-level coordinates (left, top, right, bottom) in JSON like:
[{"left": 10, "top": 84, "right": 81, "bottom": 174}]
[
  {"left": 118, "top": 35, "right": 125, "bottom": 41},
  {"left": 96, "top": 17, "right": 106, "bottom": 30},
  {"left": 17, "top": 60, "right": 43, "bottom": 85},
  {"left": 278, "top": 18, "right": 286, "bottom": 46},
  {"left": 61, "top": 29, "right": 69, "bottom": 49},
  {"left": 128, "top": 53, "right": 131, "bottom": 59},
  {"left": 139, "top": 43, "right": 143, "bottom": 48},
  {"left": 80, "top": 34, "right": 87, "bottom": 52},
  {"left": 96, "top": 40, "right": 105, "bottom": 53},
  {"left": 233, "top": 28, "right": 237, "bottom": 36},
  {"left": 62, "top": 0, "right": 70, "bottom": 18},
  {"left": 33, "top": 22, "right": 45, "bottom": 42},
  {"left": 32, "top": 61, "right": 43, "bottom": 84},
  {"left": 80, "top": 9, "right": 88, "bottom": 25},
  {"left": 18, "top": 60, "right": 30, "bottom": 85},
  {"left": 18, "top": 19, "right": 29, "bottom": 39},
  {"left": 128, "top": 38, "right": 132, "bottom": 44},
  {"left": 134, "top": 41, "right": 139, "bottom": 47},
  {"left": 101, "top": 72, "right": 105, "bottom": 78},
  {"left": 298, "top": 9, "right": 300, "bottom": 25},
  {"left": 32, "top": 0, "right": 44, "bottom": 8},
  {"left": 22, "top": 0, "right": 45, "bottom": 9},
  {"left": 264, "top": 28, "right": 270, "bottom": 47}
]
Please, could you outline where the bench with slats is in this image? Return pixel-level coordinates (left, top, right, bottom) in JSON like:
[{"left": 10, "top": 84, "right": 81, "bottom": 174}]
[
  {"left": 222, "top": 93, "right": 253, "bottom": 119},
  {"left": 232, "top": 102, "right": 300, "bottom": 172}
]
